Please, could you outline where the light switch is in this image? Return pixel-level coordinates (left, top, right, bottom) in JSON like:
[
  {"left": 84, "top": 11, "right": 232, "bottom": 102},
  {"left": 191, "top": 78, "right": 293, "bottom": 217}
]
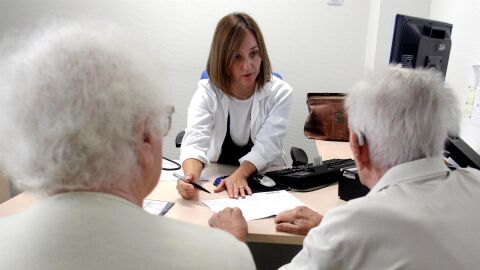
[{"left": 327, "top": 0, "right": 344, "bottom": 6}]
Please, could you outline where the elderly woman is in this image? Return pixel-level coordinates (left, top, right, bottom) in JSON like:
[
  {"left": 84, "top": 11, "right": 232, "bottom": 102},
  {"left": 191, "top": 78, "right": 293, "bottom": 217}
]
[{"left": 0, "top": 23, "right": 254, "bottom": 269}]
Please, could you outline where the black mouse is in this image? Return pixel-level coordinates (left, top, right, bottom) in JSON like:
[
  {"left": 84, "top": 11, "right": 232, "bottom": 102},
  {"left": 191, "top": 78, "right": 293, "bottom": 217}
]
[{"left": 251, "top": 174, "right": 276, "bottom": 187}]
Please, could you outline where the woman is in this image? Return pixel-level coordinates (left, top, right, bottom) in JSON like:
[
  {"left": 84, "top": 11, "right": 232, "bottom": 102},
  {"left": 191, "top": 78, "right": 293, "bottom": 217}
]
[{"left": 177, "top": 12, "right": 293, "bottom": 199}]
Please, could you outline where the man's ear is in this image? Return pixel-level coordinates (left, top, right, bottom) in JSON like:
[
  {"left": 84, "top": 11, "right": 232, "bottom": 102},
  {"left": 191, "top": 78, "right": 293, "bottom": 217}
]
[
  {"left": 357, "top": 132, "right": 365, "bottom": 146},
  {"left": 350, "top": 132, "right": 369, "bottom": 170},
  {"left": 136, "top": 117, "right": 154, "bottom": 172}
]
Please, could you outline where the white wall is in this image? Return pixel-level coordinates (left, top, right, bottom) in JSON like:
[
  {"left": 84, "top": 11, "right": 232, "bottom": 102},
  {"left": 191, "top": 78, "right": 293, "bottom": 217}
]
[
  {"left": 366, "top": 0, "right": 480, "bottom": 154},
  {"left": 0, "top": 0, "right": 476, "bottom": 167},
  {"left": 430, "top": 0, "right": 480, "bottom": 153},
  {"left": 0, "top": 0, "right": 372, "bottom": 163},
  {"left": 368, "top": 0, "right": 432, "bottom": 71}
]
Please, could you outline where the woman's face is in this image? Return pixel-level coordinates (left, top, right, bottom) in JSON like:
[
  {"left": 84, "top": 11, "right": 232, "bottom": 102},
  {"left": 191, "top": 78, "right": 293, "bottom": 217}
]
[{"left": 229, "top": 31, "right": 262, "bottom": 94}]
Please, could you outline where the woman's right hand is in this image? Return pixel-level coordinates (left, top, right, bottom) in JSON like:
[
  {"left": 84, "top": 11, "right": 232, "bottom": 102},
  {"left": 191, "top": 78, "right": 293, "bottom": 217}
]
[
  {"left": 176, "top": 173, "right": 199, "bottom": 199},
  {"left": 177, "top": 159, "right": 204, "bottom": 199}
]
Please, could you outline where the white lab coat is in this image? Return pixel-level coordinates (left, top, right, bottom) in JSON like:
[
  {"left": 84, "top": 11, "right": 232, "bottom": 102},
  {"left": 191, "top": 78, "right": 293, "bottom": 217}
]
[{"left": 180, "top": 76, "right": 293, "bottom": 172}]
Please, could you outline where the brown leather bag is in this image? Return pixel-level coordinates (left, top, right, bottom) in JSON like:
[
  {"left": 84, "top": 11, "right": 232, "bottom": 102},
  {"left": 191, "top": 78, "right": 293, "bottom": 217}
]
[{"left": 304, "top": 93, "right": 349, "bottom": 141}]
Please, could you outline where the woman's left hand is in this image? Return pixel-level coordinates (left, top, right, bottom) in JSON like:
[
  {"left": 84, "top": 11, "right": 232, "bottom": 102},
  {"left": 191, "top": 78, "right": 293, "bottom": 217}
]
[{"left": 214, "top": 172, "right": 253, "bottom": 199}]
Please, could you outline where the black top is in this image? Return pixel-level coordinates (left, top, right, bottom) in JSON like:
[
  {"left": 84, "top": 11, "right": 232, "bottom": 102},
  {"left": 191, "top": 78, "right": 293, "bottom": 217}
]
[{"left": 217, "top": 114, "right": 254, "bottom": 166}]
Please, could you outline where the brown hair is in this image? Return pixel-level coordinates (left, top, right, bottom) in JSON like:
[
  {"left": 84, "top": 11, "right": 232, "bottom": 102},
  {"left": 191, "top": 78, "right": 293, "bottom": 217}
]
[{"left": 206, "top": 12, "right": 272, "bottom": 96}]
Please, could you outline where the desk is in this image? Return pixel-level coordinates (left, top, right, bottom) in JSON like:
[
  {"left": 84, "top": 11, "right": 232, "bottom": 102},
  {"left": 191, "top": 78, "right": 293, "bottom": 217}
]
[{"left": 0, "top": 140, "right": 352, "bottom": 245}]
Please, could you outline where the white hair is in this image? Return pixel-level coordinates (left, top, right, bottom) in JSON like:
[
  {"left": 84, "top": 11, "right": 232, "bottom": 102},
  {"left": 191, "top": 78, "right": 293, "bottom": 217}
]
[
  {"left": 345, "top": 65, "right": 461, "bottom": 170},
  {"left": 0, "top": 22, "right": 168, "bottom": 195}
]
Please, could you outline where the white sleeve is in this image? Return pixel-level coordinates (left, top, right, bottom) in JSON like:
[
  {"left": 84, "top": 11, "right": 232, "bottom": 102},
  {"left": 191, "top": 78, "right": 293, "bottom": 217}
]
[
  {"left": 179, "top": 83, "right": 215, "bottom": 165},
  {"left": 240, "top": 83, "right": 293, "bottom": 171},
  {"left": 279, "top": 227, "right": 338, "bottom": 270},
  {"left": 280, "top": 203, "right": 372, "bottom": 270}
]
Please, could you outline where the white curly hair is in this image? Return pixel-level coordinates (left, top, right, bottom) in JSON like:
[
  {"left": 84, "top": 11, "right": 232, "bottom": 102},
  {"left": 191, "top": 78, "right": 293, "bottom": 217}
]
[
  {"left": 0, "top": 22, "right": 168, "bottom": 195},
  {"left": 345, "top": 65, "right": 461, "bottom": 170}
]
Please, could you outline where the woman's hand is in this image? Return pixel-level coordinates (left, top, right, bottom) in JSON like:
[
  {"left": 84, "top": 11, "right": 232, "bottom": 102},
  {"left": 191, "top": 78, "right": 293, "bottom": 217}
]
[
  {"left": 177, "top": 159, "right": 203, "bottom": 200},
  {"left": 214, "top": 173, "right": 252, "bottom": 199},
  {"left": 214, "top": 161, "right": 256, "bottom": 199},
  {"left": 176, "top": 173, "right": 199, "bottom": 199}
]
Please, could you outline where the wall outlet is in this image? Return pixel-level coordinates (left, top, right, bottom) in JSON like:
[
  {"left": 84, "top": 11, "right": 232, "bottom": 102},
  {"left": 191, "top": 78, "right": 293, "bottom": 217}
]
[{"left": 327, "top": 0, "right": 344, "bottom": 6}]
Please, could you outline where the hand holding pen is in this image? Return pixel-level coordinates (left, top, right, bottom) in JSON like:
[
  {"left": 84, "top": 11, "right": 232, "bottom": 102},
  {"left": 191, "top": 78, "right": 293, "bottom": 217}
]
[
  {"left": 176, "top": 172, "right": 199, "bottom": 199},
  {"left": 174, "top": 172, "right": 211, "bottom": 196}
]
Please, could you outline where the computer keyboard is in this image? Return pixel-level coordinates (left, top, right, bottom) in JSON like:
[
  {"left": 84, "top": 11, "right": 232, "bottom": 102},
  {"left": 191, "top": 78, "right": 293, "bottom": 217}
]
[{"left": 265, "top": 158, "right": 356, "bottom": 191}]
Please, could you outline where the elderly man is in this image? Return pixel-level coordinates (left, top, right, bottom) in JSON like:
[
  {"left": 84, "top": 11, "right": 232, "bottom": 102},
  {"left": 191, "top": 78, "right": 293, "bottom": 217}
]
[
  {"left": 0, "top": 23, "right": 254, "bottom": 269},
  {"left": 210, "top": 66, "right": 480, "bottom": 269}
]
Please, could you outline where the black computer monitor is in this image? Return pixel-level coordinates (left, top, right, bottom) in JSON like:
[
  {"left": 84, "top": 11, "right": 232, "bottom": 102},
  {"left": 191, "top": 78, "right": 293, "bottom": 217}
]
[
  {"left": 389, "top": 14, "right": 452, "bottom": 77},
  {"left": 389, "top": 14, "right": 480, "bottom": 170}
]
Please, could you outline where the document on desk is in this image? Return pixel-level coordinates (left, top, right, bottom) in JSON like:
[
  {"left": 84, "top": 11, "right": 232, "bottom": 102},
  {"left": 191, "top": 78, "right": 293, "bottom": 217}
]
[
  {"left": 203, "top": 190, "right": 305, "bottom": 221},
  {"left": 143, "top": 199, "right": 175, "bottom": 216}
]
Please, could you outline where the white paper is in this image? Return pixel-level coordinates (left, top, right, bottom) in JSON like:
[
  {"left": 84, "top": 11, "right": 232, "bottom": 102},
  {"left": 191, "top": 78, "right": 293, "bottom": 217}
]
[
  {"left": 142, "top": 199, "right": 174, "bottom": 216},
  {"left": 464, "top": 86, "right": 475, "bottom": 118},
  {"left": 160, "top": 169, "right": 182, "bottom": 181},
  {"left": 471, "top": 86, "right": 480, "bottom": 126},
  {"left": 203, "top": 190, "right": 305, "bottom": 221}
]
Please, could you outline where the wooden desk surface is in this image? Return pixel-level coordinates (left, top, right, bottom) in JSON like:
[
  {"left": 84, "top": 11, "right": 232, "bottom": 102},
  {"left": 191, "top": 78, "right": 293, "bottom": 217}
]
[
  {"left": 0, "top": 140, "right": 353, "bottom": 245},
  {"left": 148, "top": 180, "right": 344, "bottom": 245}
]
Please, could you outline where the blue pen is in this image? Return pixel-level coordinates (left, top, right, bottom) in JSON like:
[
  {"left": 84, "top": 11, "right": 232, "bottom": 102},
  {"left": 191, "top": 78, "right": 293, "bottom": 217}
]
[{"left": 213, "top": 175, "right": 229, "bottom": 186}]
